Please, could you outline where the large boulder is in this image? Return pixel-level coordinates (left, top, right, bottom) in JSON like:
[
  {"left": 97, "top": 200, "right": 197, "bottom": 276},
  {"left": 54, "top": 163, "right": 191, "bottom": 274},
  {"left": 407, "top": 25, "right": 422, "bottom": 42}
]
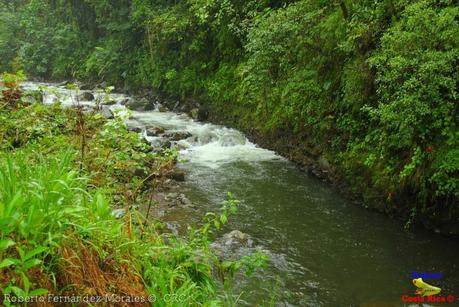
[
  {"left": 190, "top": 107, "right": 208, "bottom": 121},
  {"left": 126, "top": 97, "right": 150, "bottom": 111}
]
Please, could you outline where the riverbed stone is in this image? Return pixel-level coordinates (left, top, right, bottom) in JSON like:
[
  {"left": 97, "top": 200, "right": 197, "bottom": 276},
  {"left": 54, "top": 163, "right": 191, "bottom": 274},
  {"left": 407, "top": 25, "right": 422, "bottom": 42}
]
[
  {"left": 146, "top": 127, "right": 165, "bottom": 136},
  {"left": 79, "top": 83, "right": 92, "bottom": 90},
  {"left": 168, "top": 170, "right": 185, "bottom": 182},
  {"left": 126, "top": 97, "right": 149, "bottom": 110},
  {"left": 128, "top": 126, "right": 143, "bottom": 133},
  {"left": 78, "top": 91, "right": 95, "bottom": 101},
  {"left": 101, "top": 106, "right": 114, "bottom": 119},
  {"left": 163, "top": 131, "right": 192, "bottom": 141},
  {"left": 318, "top": 155, "right": 332, "bottom": 173},
  {"left": 177, "top": 193, "right": 191, "bottom": 206},
  {"left": 120, "top": 98, "right": 132, "bottom": 105},
  {"left": 225, "top": 230, "right": 253, "bottom": 247},
  {"left": 158, "top": 105, "right": 168, "bottom": 112}
]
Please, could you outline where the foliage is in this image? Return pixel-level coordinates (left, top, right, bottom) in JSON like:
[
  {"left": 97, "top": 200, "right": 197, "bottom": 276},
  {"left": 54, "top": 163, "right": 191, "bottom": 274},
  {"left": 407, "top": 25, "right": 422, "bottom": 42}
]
[
  {"left": 0, "top": 0, "right": 457, "bottom": 224},
  {"left": 0, "top": 76, "right": 265, "bottom": 305}
]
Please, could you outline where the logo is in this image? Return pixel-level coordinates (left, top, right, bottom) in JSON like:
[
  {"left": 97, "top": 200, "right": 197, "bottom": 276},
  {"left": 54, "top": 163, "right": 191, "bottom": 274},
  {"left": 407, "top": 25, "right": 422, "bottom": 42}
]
[
  {"left": 413, "top": 278, "right": 441, "bottom": 296},
  {"left": 400, "top": 273, "right": 456, "bottom": 304}
]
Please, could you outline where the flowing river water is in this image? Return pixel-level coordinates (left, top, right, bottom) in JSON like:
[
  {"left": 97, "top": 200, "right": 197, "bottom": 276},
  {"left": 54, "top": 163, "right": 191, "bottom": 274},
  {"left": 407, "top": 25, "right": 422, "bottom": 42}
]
[{"left": 22, "top": 82, "right": 459, "bottom": 306}]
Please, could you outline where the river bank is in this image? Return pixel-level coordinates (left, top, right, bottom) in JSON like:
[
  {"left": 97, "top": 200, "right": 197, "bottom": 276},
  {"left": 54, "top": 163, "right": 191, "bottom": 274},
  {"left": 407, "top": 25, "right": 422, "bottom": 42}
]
[
  {"left": 30, "top": 77, "right": 459, "bottom": 236},
  {"left": 12, "top": 79, "right": 459, "bottom": 306},
  {"left": 109, "top": 82, "right": 458, "bottom": 237}
]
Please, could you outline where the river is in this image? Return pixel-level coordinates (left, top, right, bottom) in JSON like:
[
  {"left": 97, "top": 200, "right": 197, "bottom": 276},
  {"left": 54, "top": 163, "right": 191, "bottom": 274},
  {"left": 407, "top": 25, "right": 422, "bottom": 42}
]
[{"left": 22, "top": 82, "right": 459, "bottom": 306}]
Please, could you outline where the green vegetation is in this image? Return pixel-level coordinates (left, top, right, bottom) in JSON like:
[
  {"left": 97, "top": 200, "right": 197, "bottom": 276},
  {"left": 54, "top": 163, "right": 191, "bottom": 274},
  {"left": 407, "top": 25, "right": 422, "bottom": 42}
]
[
  {"left": 0, "top": 1, "right": 457, "bottom": 226},
  {"left": 0, "top": 75, "right": 265, "bottom": 305}
]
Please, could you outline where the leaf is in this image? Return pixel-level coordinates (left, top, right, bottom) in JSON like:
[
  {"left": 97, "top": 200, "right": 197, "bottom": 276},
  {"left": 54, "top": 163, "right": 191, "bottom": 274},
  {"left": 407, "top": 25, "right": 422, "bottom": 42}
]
[
  {"left": 24, "top": 246, "right": 48, "bottom": 260},
  {"left": 0, "top": 240, "right": 15, "bottom": 251},
  {"left": 11, "top": 286, "right": 26, "bottom": 298},
  {"left": 24, "top": 258, "right": 42, "bottom": 270},
  {"left": 0, "top": 258, "right": 16, "bottom": 268},
  {"left": 29, "top": 288, "right": 48, "bottom": 296},
  {"left": 21, "top": 272, "right": 30, "bottom": 292}
]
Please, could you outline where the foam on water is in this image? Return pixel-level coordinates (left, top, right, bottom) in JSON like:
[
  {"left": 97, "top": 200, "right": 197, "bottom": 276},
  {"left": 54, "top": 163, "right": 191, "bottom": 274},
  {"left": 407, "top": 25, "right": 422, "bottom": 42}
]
[
  {"left": 21, "top": 82, "right": 282, "bottom": 168},
  {"left": 133, "top": 110, "right": 282, "bottom": 168}
]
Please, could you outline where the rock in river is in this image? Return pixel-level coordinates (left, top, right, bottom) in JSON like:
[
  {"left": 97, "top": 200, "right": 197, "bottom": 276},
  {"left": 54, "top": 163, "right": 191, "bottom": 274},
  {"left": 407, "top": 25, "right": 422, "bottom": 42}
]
[
  {"left": 77, "top": 91, "right": 95, "bottom": 101},
  {"left": 167, "top": 170, "right": 186, "bottom": 182},
  {"left": 163, "top": 131, "right": 192, "bottom": 141},
  {"left": 146, "top": 126, "right": 165, "bottom": 136},
  {"left": 101, "top": 106, "right": 114, "bottom": 119}
]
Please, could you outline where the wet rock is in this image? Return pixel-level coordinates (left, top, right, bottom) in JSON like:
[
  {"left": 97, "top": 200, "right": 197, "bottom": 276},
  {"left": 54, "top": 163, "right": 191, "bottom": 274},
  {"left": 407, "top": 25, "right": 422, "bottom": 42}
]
[
  {"left": 150, "top": 138, "right": 172, "bottom": 151},
  {"left": 163, "top": 131, "right": 192, "bottom": 141},
  {"left": 101, "top": 99, "right": 116, "bottom": 106},
  {"left": 161, "top": 99, "right": 177, "bottom": 111},
  {"left": 224, "top": 230, "right": 253, "bottom": 247},
  {"left": 219, "top": 132, "right": 246, "bottom": 146},
  {"left": 190, "top": 107, "right": 208, "bottom": 121},
  {"left": 120, "top": 98, "right": 132, "bottom": 105},
  {"left": 128, "top": 126, "right": 143, "bottom": 133},
  {"left": 190, "top": 108, "right": 199, "bottom": 120},
  {"left": 101, "top": 106, "right": 114, "bottom": 119},
  {"left": 144, "top": 103, "right": 156, "bottom": 111},
  {"left": 317, "top": 156, "right": 332, "bottom": 173},
  {"left": 111, "top": 208, "right": 126, "bottom": 219},
  {"left": 79, "top": 83, "right": 92, "bottom": 90},
  {"left": 158, "top": 105, "right": 168, "bottom": 112},
  {"left": 78, "top": 91, "right": 95, "bottom": 101},
  {"left": 211, "top": 230, "right": 254, "bottom": 251},
  {"left": 177, "top": 193, "right": 192, "bottom": 206},
  {"left": 97, "top": 81, "right": 108, "bottom": 89},
  {"left": 167, "top": 170, "right": 185, "bottom": 182},
  {"left": 173, "top": 101, "right": 180, "bottom": 110},
  {"left": 126, "top": 97, "right": 149, "bottom": 110},
  {"left": 165, "top": 192, "right": 179, "bottom": 206},
  {"left": 146, "top": 127, "right": 165, "bottom": 136}
]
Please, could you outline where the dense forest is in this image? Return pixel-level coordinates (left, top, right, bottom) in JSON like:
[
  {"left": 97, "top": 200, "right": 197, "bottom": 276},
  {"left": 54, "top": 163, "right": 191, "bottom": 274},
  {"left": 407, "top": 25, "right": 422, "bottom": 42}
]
[
  {"left": 2, "top": 0, "right": 458, "bottom": 227},
  {"left": 1, "top": 0, "right": 459, "bottom": 304}
]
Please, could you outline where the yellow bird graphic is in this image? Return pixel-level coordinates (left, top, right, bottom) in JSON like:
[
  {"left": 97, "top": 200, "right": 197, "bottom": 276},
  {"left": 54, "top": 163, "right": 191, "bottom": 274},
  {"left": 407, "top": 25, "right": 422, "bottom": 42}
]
[{"left": 413, "top": 278, "right": 441, "bottom": 296}]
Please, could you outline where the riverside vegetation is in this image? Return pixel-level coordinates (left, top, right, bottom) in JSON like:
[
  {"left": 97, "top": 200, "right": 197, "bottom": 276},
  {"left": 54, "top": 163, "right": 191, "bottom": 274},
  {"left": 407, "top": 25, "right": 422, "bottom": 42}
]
[
  {"left": 0, "top": 3, "right": 458, "bottom": 227},
  {"left": 0, "top": 72, "right": 267, "bottom": 305}
]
